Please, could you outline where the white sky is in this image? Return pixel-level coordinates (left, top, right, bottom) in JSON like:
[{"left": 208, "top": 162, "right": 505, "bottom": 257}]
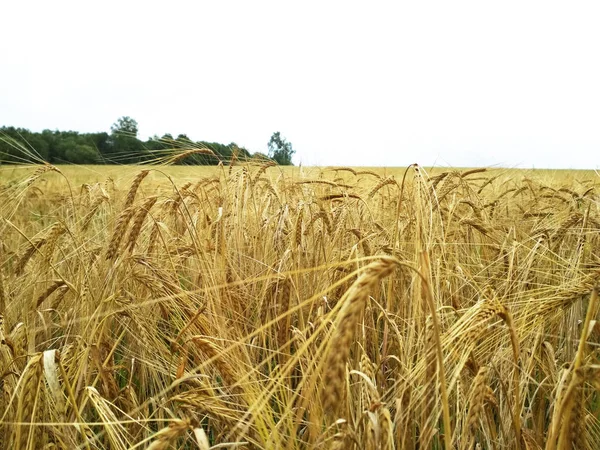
[{"left": 1, "top": 1, "right": 599, "bottom": 168}]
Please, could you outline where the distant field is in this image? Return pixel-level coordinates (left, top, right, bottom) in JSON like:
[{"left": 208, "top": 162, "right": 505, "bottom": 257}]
[
  {"left": 1, "top": 163, "right": 597, "bottom": 190},
  {"left": 0, "top": 161, "right": 599, "bottom": 448}
]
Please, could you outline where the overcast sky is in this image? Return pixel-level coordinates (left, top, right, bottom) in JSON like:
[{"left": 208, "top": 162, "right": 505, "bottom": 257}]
[{"left": 1, "top": 1, "right": 599, "bottom": 168}]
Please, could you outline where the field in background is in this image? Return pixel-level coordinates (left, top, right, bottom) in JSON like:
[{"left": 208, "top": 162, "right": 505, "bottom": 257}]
[
  {"left": 2, "top": 164, "right": 597, "bottom": 189},
  {"left": 0, "top": 162, "right": 599, "bottom": 449}
]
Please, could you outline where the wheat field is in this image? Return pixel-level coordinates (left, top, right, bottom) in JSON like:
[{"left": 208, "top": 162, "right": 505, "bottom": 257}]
[{"left": 0, "top": 160, "right": 599, "bottom": 449}]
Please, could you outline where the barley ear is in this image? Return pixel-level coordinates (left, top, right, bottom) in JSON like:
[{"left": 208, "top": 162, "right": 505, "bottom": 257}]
[
  {"left": 11, "top": 353, "right": 44, "bottom": 450},
  {"left": 106, "top": 206, "right": 135, "bottom": 260},
  {"left": 127, "top": 196, "right": 158, "bottom": 252},
  {"left": 123, "top": 170, "right": 150, "bottom": 210},
  {"left": 323, "top": 257, "right": 396, "bottom": 417}
]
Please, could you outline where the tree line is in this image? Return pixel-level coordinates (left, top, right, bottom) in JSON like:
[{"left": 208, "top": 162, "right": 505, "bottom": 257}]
[{"left": 0, "top": 116, "right": 295, "bottom": 165}]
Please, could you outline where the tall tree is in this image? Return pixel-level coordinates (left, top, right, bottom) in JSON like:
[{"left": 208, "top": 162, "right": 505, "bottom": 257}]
[
  {"left": 111, "top": 116, "right": 139, "bottom": 136},
  {"left": 109, "top": 116, "right": 144, "bottom": 163},
  {"left": 267, "top": 131, "right": 295, "bottom": 165}
]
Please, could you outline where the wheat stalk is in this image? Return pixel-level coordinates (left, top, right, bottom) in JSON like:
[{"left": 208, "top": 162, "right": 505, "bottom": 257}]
[
  {"left": 14, "top": 235, "right": 47, "bottom": 275},
  {"left": 123, "top": 170, "right": 149, "bottom": 210},
  {"left": 463, "top": 366, "right": 489, "bottom": 449},
  {"left": 10, "top": 353, "right": 44, "bottom": 450},
  {"left": 146, "top": 419, "right": 191, "bottom": 450},
  {"left": 126, "top": 196, "right": 158, "bottom": 252},
  {"left": 35, "top": 280, "right": 67, "bottom": 308},
  {"left": 323, "top": 257, "right": 396, "bottom": 416},
  {"left": 106, "top": 207, "right": 135, "bottom": 260},
  {"left": 368, "top": 177, "right": 398, "bottom": 198}
]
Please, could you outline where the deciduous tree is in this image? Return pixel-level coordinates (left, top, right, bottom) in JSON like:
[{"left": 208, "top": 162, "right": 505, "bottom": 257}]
[{"left": 268, "top": 132, "right": 295, "bottom": 165}]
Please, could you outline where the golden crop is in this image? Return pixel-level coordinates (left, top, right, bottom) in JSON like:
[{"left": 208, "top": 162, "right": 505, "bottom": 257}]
[{"left": 0, "top": 161, "right": 598, "bottom": 449}]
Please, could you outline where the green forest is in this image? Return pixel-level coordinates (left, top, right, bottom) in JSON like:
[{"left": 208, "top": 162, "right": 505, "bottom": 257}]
[{"left": 0, "top": 117, "right": 295, "bottom": 165}]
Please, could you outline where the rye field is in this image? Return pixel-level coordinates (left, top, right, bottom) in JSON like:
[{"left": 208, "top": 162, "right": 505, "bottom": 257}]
[{"left": 0, "top": 160, "right": 599, "bottom": 449}]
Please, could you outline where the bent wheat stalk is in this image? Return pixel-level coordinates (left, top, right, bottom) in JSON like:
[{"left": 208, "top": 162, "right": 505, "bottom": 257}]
[{"left": 323, "top": 256, "right": 397, "bottom": 416}]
